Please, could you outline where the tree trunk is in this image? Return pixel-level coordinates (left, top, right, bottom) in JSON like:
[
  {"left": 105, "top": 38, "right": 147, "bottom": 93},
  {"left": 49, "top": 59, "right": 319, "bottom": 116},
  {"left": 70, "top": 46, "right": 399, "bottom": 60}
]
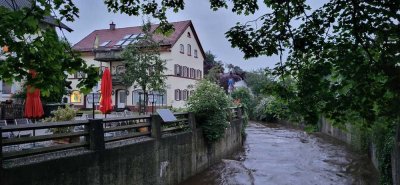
[{"left": 143, "top": 89, "right": 148, "bottom": 115}]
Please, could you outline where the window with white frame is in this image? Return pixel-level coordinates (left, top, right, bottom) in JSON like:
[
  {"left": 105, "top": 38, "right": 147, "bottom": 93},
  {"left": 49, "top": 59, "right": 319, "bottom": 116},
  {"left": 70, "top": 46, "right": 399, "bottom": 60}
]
[
  {"left": 175, "top": 89, "right": 181, "bottom": 101},
  {"left": 196, "top": 70, "right": 202, "bottom": 79},
  {"left": 182, "top": 90, "right": 188, "bottom": 101},
  {"left": 182, "top": 66, "right": 187, "bottom": 77},
  {"left": 187, "top": 32, "right": 191, "bottom": 38},
  {"left": 190, "top": 68, "right": 195, "bottom": 78},
  {"left": 187, "top": 44, "right": 191, "bottom": 56},
  {"left": 132, "top": 90, "right": 144, "bottom": 105},
  {"left": 174, "top": 64, "right": 182, "bottom": 76},
  {"left": 194, "top": 49, "right": 198, "bottom": 58},
  {"left": 180, "top": 44, "right": 184, "bottom": 54},
  {"left": 75, "top": 71, "right": 86, "bottom": 79}
]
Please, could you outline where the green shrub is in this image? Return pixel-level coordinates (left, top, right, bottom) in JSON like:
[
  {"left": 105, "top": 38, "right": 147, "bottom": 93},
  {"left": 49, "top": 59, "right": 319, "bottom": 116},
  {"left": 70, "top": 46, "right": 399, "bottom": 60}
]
[
  {"left": 169, "top": 107, "right": 188, "bottom": 113},
  {"left": 187, "top": 80, "right": 230, "bottom": 142},
  {"left": 231, "top": 88, "right": 253, "bottom": 136},
  {"left": 45, "top": 106, "right": 76, "bottom": 133},
  {"left": 231, "top": 87, "right": 254, "bottom": 117},
  {"left": 371, "top": 118, "right": 396, "bottom": 185}
]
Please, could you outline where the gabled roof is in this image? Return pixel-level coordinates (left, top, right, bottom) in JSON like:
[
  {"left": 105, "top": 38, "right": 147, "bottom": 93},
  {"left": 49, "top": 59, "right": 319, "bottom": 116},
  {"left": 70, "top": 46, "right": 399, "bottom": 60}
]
[
  {"left": 0, "top": 0, "right": 73, "bottom": 32},
  {"left": 72, "top": 20, "right": 206, "bottom": 59}
]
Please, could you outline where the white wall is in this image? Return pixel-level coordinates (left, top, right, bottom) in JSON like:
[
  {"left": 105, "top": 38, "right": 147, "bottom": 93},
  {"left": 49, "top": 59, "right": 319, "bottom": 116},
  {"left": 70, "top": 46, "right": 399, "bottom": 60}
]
[{"left": 162, "top": 26, "right": 204, "bottom": 108}]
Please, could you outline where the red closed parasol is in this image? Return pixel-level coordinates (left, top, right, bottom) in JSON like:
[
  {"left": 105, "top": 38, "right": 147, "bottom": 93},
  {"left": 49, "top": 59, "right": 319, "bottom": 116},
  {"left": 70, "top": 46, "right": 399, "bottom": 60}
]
[
  {"left": 99, "top": 67, "right": 113, "bottom": 114},
  {"left": 24, "top": 71, "right": 44, "bottom": 118}
]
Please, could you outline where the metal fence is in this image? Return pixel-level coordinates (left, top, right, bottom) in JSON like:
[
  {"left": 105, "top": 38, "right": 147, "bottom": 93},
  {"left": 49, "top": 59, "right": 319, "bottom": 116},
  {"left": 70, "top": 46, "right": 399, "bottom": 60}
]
[{"left": 0, "top": 107, "right": 243, "bottom": 163}]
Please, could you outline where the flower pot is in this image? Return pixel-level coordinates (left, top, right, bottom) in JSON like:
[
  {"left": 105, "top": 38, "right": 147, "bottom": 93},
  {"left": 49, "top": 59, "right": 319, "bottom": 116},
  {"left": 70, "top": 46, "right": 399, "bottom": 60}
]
[
  {"left": 53, "top": 136, "right": 80, "bottom": 144},
  {"left": 53, "top": 138, "right": 70, "bottom": 144},
  {"left": 138, "top": 127, "right": 148, "bottom": 133}
]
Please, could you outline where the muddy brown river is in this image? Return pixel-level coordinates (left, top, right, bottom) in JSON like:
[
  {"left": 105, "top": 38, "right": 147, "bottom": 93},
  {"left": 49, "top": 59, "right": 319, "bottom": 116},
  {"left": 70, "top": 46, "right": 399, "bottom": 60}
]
[{"left": 181, "top": 122, "right": 378, "bottom": 185}]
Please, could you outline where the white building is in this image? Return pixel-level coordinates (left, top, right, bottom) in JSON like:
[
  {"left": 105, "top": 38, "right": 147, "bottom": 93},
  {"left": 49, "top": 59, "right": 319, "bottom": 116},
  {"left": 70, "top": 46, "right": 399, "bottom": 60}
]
[{"left": 70, "top": 20, "right": 205, "bottom": 111}]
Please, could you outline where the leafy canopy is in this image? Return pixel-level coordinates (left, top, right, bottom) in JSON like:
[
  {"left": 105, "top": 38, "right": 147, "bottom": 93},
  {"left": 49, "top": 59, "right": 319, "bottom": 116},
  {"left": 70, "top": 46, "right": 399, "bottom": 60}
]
[
  {"left": 121, "top": 21, "right": 167, "bottom": 94},
  {"left": 0, "top": 1, "right": 98, "bottom": 96}
]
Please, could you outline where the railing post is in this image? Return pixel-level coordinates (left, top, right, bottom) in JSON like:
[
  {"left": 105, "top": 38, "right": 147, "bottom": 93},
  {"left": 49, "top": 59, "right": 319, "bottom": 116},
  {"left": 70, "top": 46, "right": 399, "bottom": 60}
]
[
  {"left": 151, "top": 114, "right": 162, "bottom": 140},
  {"left": 188, "top": 112, "right": 196, "bottom": 130},
  {"left": 237, "top": 107, "right": 243, "bottom": 119},
  {"left": 0, "top": 127, "right": 3, "bottom": 183},
  {"left": 88, "top": 119, "right": 105, "bottom": 151},
  {"left": 228, "top": 108, "right": 233, "bottom": 122}
]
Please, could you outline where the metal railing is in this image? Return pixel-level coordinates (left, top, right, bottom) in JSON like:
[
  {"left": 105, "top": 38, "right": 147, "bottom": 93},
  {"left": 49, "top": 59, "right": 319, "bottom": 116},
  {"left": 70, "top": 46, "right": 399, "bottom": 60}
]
[
  {"left": 1, "top": 120, "right": 89, "bottom": 160},
  {"left": 0, "top": 108, "right": 243, "bottom": 163},
  {"left": 102, "top": 115, "right": 152, "bottom": 143},
  {"left": 161, "top": 112, "right": 190, "bottom": 134}
]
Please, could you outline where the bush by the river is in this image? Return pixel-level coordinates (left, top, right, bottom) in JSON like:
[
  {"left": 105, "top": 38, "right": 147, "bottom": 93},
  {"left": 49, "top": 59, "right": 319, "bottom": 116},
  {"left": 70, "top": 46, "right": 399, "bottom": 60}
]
[{"left": 187, "top": 80, "right": 231, "bottom": 142}]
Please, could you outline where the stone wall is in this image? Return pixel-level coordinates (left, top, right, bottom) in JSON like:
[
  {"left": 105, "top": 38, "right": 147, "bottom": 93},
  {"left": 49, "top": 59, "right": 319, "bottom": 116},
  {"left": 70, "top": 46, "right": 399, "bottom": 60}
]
[{"left": 1, "top": 115, "right": 243, "bottom": 185}]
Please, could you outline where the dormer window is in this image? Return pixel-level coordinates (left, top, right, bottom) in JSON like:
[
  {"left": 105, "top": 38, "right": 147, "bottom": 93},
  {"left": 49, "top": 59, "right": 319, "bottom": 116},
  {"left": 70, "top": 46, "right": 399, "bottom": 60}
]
[
  {"left": 187, "top": 32, "right": 191, "bottom": 38},
  {"left": 194, "top": 50, "right": 198, "bottom": 58},
  {"left": 180, "top": 44, "right": 184, "bottom": 54},
  {"left": 187, "top": 44, "right": 191, "bottom": 56}
]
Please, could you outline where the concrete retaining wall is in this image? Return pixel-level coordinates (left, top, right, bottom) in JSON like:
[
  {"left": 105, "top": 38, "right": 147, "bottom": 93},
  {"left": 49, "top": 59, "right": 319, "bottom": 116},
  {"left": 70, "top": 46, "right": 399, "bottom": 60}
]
[
  {"left": 319, "top": 117, "right": 400, "bottom": 185},
  {"left": 1, "top": 117, "right": 243, "bottom": 185},
  {"left": 319, "top": 117, "right": 379, "bottom": 167}
]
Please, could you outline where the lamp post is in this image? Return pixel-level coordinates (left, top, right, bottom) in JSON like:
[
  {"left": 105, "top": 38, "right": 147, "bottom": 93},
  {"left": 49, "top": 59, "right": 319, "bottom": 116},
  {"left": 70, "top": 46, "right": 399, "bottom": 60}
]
[
  {"left": 148, "top": 94, "right": 157, "bottom": 114},
  {"left": 87, "top": 92, "right": 100, "bottom": 119}
]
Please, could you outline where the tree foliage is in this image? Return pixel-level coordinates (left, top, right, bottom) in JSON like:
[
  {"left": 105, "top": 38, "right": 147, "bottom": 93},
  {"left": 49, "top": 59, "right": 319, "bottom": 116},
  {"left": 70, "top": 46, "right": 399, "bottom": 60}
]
[
  {"left": 245, "top": 68, "right": 274, "bottom": 97},
  {"left": 0, "top": 1, "right": 98, "bottom": 96},
  {"left": 121, "top": 21, "right": 167, "bottom": 110},
  {"left": 187, "top": 80, "right": 231, "bottom": 142},
  {"left": 231, "top": 87, "right": 253, "bottom": 118},
  {"left": 204, "top": 51, "right": 224, "bottom": 75},
  {"left": 99, "top": 0, "right": 400, "bottom": 124},
  {"left": 6, "top": 1, "right": 400, "bottom": 182}
]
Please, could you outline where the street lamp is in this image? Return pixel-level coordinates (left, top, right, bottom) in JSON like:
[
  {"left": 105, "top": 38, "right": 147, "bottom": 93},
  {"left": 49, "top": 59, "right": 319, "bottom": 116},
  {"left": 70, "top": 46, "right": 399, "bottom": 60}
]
[{"left": 148, "top": 94, "right": 157, "bottom": 114}]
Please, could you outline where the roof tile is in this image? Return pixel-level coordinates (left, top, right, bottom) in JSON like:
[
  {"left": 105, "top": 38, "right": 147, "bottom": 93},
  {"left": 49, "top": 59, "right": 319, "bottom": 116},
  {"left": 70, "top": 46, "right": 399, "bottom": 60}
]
[{"left": 73, "top": 20, "right": 192, "bottom": 52}]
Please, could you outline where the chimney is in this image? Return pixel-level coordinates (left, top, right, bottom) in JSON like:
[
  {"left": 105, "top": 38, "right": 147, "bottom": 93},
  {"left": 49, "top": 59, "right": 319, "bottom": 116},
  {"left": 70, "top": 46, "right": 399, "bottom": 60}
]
[{"left": 110, "top": 22, "right": 116, "bottom": 30}]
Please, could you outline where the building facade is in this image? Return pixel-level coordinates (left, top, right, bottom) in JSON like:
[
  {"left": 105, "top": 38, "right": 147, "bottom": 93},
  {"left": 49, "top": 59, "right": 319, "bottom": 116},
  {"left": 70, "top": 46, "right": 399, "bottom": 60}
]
[{"left": 70, "top": 20, "right": 205, "bottom": 110}]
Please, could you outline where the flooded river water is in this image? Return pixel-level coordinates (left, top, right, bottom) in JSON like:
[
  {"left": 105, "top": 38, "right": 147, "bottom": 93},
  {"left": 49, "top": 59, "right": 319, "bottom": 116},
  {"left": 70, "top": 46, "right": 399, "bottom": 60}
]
[{"left": 181, "top": 121, "right": 378, "bottom": 185}]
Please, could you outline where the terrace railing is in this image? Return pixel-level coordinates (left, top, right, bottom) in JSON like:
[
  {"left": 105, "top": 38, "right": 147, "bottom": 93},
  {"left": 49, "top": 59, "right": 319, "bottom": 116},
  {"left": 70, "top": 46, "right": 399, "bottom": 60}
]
[{"left": 0, "top": 107, "right": 243, "bottom": 164}]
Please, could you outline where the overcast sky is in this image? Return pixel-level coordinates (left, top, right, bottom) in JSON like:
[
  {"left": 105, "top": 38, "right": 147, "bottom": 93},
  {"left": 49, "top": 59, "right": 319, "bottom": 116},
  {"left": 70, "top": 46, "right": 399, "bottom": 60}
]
[{"left": 61, "top": 1, "right": 325, "bottom": 72}]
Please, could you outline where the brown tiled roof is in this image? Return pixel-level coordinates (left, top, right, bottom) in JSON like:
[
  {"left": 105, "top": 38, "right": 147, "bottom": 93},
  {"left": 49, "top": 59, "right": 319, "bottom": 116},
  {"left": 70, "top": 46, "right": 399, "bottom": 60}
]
[{"left": 73, "top": 20, "right": 205, "bottom": 59}]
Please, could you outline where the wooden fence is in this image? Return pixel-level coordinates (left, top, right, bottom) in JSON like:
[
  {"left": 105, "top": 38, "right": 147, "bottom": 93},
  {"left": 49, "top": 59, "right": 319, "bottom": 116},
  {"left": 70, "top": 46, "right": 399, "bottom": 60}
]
[{"left": 0, "top": 107, "right": 243, "bottom": 164}]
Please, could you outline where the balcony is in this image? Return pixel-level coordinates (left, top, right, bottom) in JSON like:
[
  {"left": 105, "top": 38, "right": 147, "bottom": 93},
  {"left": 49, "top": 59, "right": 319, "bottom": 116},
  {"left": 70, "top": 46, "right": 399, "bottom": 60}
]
[{"left": 94, "top": 50, "right": 123, "bottom": 62}]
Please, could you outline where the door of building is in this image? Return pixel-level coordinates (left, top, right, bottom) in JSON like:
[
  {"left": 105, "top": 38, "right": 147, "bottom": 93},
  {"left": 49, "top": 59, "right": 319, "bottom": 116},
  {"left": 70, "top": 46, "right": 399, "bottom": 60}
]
[{"left": 117, "top": 90, "right": 126, "bottom": 108}]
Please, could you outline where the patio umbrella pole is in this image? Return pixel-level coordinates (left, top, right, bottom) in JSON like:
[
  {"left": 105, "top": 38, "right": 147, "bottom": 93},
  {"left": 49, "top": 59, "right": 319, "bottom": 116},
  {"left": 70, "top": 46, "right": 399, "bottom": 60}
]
[{"left": 92, "top": 94, "right": 95, "bottom": 119}]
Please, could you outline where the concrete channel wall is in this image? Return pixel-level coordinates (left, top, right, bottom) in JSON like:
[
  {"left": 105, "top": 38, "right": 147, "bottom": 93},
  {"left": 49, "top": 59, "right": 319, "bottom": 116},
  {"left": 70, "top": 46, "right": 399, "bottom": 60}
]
[
  {"left": 319, "top": 117, "right": 400, "bottom": 185},
  {"left": 1, "top": 116, "right": 243, "bottom": 185}
]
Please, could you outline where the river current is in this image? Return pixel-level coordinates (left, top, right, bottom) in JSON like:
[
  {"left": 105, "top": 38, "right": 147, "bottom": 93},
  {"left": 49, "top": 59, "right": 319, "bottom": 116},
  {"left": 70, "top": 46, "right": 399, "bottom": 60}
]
[{"left": 181, "top": 121, "right": 378, "bottom": 185}]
